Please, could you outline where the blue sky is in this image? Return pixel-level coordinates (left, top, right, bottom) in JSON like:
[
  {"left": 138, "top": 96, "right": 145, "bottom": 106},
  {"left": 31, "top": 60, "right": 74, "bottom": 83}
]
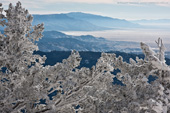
[{"left": 1, "top": 0, "right": 170, "bottom": 20}]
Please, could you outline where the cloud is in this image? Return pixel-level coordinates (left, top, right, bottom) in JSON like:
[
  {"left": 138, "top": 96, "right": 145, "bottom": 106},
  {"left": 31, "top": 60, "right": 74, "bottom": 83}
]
[
  {"left": 40, "top": 0, "right": 170, "bottom": 6},
  {"left": 1, "top": 0, "right": 170, "bottom": 7}
]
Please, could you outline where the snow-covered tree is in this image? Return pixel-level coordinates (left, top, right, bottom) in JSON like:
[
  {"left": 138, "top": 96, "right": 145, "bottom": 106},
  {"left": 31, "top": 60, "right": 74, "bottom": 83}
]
[{"left": 0, "top": 2, "right": 170, "bottom": 113}]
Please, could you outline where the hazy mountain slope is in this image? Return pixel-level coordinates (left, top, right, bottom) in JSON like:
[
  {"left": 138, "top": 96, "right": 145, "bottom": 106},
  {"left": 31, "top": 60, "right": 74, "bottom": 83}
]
[
  {"left": 42, "top": 31, "right": 106, "bottom": 42},
  {"left": 67, "top": 12, "right": 141, "bottom": 28},
  {"left": 37, "top": 31, "right": 140, "bottom": 52},
  {"left": 32, "top": 14, "right": 109, "bottom": 31},
  {"left": 37, "top": 31, "right": 113, "bottom": 51},
  {"left": 32, "top": 12, "right": 142, "bottom": 31},
  {"left": 37, "top": 37, "right": 117, "bottom": 52}
]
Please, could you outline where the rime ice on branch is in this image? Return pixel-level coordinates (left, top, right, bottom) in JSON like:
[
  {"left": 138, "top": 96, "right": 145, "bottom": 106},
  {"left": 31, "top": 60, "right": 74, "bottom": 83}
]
[{"left": 0, "top": 1, "right": 170, "bottom": 113}]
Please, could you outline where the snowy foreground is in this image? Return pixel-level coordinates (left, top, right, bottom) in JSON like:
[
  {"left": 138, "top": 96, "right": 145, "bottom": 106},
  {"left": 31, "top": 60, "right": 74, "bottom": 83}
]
[{"left": 0, "top": 2, "right": 170, "bottom": 113}]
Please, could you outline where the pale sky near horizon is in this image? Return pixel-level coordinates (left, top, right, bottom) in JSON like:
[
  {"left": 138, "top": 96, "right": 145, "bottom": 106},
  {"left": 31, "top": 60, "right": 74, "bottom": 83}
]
[{"left": 1, "top": 0, "right": 170, "bottom": 20}]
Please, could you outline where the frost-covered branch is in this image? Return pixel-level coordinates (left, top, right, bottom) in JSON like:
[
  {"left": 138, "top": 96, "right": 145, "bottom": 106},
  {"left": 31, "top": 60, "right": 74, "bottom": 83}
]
[{"left": 155, "top": 38, "right": 166, "bottom": 64}]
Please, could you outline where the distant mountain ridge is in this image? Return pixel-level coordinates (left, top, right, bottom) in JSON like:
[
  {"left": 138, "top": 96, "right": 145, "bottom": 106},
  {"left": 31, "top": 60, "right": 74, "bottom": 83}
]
[
  {"left": 32, "top": 12, "right": 140, "bottom": 31},
  {"left": 33, "top": 14, "right": 109, "bottom": 31},
  {"left": 67, "top": 12, "right": 141, "bottom": 28}
]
